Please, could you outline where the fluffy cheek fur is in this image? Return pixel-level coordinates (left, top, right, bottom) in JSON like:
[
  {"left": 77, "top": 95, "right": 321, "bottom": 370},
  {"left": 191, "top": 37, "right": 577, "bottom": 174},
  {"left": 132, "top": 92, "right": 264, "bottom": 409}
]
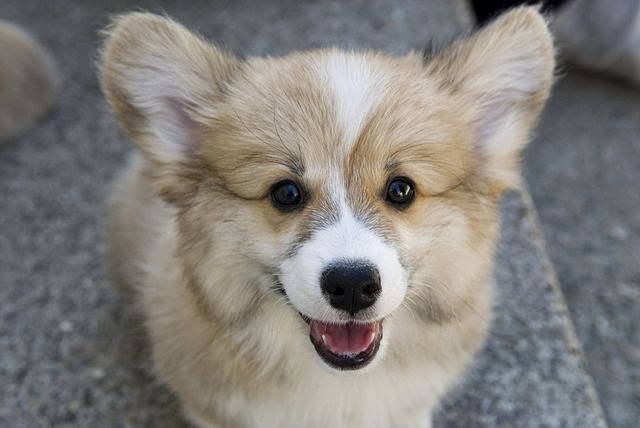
[
  {"left": 175, "top": 188, "right": 298, "bottom": 323},
  {"left": 396, "top": 192, "right": 499, "bottom": 326},
  {"left": 154, "top": 189, "right": 315, "bottom": 390}
]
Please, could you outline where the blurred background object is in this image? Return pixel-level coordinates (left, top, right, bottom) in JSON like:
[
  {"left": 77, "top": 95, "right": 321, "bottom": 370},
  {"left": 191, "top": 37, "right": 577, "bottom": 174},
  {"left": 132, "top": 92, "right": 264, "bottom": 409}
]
[
  {"left": 470, "top": 0, "right": 567, "bottom": 24},
  {"left": 554, "top": 0, "right": 640, "bottom": 87},
  {"left": 0, "top": 20, "right": 57, "bottom": 144},
  {"left": 471, "top": 0, "right": 640, "bottom": 87}
]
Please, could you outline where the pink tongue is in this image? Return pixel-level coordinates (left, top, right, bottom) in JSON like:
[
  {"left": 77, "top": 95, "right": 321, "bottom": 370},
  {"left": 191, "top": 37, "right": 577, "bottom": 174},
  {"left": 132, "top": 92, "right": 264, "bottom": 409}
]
[{"left": 310, "top": 321, "right": 379, "bottom": 355}]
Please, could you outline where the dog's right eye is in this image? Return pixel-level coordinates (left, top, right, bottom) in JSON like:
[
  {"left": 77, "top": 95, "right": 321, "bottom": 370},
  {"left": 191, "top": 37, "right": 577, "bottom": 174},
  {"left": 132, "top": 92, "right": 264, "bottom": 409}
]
[{"left": 270, "top": 180, "right": 303, "bottom": 211}]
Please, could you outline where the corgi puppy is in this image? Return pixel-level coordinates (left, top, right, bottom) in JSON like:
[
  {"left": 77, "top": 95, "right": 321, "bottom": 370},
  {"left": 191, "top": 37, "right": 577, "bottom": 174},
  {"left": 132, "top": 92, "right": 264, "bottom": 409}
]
[{"left": 101, "top": 7, "right": 554, "bottom": 428}]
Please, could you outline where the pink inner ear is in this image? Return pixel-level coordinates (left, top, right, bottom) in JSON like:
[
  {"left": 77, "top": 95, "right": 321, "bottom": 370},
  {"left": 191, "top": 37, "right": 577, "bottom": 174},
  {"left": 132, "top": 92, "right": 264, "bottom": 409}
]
[
  {"left": 152, "top": 96, "right": 200, "bottom": 160},
  {"left": 473, "top": 92, "right": 526, "bottom": 159},
  {"left": 474, "top": 98, "right": 508, "bottom": 154}
]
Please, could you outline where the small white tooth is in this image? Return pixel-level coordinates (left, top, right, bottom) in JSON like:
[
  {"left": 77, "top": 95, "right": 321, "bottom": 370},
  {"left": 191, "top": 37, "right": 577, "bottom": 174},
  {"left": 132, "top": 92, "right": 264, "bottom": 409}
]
[
  {"left": 322, "top": 334, "right": 328, "bottom": 346},
  {"left": 366, "top": 331, "right": 375, "bottom": 344}
]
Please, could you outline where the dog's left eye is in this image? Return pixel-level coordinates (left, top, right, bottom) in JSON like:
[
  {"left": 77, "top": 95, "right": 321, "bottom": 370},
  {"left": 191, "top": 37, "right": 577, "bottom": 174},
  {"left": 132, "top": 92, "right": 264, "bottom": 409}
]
[
  {"left": 386, "top": 178, "right": 415, "bottom": 207},
  {"left": 271, "top": 180, "right": 303, "bottom": 211}
]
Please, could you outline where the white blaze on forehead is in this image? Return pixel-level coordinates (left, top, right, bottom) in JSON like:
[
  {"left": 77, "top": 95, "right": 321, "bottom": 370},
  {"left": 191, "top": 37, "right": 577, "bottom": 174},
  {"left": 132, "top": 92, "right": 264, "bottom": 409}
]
[
  {"left": 320, "top": 52, "right": 387, "bottom": 148},
  {"left": 278, "top": 52, "right": 406, "bottom": 322}
]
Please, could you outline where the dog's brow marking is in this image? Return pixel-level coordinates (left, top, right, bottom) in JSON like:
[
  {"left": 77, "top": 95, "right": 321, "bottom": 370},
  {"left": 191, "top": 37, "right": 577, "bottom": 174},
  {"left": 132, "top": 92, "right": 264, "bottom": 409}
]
[{"left": 322, "top": 52, "right": 384, "bottom": 149}]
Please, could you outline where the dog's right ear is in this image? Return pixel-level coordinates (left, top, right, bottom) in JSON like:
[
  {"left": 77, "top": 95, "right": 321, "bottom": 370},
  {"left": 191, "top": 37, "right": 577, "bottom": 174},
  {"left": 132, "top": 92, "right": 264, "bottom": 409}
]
[
  {"left": 426, "top": 6, "right": 555, "bottom": 193},
  {"left": 100, "top": 13, "right": 239, "bottom": 168}
]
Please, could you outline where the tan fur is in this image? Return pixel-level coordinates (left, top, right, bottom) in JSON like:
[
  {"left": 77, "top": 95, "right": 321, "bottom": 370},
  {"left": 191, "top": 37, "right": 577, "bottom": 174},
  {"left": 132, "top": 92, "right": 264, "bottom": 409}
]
[
  {"left": 101, "top": 8, "right": 554, "bottom": 428},
  {"left": 0, "top": 20, "right": 57, "bottom": 143}
]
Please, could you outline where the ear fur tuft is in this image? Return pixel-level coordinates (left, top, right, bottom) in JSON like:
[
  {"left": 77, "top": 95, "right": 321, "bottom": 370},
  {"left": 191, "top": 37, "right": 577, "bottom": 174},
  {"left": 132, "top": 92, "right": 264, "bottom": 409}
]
[
  {"left": 428, "top": 6, "right": 556, "bottom": 191},
  {"left": 100, "top": 12, "right": 239, "bottom": 164}
]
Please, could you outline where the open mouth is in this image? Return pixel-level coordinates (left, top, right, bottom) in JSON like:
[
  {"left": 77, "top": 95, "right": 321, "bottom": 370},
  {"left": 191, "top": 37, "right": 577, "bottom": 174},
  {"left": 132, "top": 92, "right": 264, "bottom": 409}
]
[{"left": 304, "top": 317, "right": 383, "bottom": 370}]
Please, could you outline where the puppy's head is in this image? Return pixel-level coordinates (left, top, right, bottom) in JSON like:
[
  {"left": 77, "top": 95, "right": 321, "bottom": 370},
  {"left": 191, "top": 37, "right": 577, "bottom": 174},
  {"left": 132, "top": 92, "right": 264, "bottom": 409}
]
[{"left": 101, "top": 8, "right": 554, "bottom": 372}]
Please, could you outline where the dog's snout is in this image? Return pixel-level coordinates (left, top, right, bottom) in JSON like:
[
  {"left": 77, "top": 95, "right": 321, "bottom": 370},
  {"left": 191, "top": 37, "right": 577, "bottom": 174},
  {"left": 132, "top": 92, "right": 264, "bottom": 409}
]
[{"left": 320, "top": 262, "right": 381, "bottom": 315}]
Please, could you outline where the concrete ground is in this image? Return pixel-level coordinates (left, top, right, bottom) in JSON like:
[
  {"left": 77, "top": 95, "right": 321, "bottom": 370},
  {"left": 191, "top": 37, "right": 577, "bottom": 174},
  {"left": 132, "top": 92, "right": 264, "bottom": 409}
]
[
  {"left": 0, "top": 0, "right": 630, "bottom": 426},
  {"left": 524, "top": 71, "right": 640, "bottom": 428}
]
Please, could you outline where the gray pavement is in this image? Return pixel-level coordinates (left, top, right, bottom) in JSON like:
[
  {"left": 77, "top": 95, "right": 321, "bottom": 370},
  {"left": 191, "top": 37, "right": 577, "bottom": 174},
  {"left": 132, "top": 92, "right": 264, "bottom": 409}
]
[
  {"left": 524, "top": 71, "right": 640, "bottom": 428},
  {"left": 0, "top": 1, "right": 610, "bottom": 427}
]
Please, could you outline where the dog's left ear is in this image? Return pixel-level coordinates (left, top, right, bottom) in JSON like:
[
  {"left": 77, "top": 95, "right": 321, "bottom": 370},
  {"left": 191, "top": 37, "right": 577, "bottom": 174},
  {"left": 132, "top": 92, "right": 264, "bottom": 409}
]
[
  {"left": 100, "top": 13, "right": 240, "bottom": 202},
  {"left": 429, "top": 6, "right": 555, "bottom": 192}
]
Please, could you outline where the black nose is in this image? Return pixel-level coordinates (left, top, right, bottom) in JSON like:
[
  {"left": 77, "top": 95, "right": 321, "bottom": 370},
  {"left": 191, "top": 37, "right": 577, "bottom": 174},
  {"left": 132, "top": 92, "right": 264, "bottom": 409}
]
[{"left": 320, "top": 262, "right": 381, "bottom": 315}]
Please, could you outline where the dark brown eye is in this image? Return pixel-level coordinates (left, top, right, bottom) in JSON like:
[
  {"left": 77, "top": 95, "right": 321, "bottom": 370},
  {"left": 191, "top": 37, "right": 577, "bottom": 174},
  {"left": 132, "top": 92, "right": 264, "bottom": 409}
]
[
  {"left": 271, "top": 180, "right": 303, "bottom": 211},
  {"left": 386, "top": 178, "right": 415, "bottom": 207}
]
